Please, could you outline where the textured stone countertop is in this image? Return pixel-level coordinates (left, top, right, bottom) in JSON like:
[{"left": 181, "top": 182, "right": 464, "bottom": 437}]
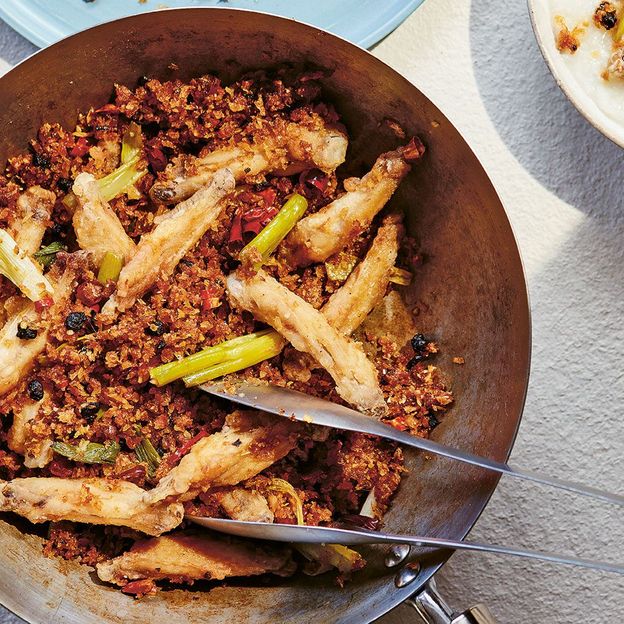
[{"left": 0, "top": 1, "right": 622, "bottom": 623}]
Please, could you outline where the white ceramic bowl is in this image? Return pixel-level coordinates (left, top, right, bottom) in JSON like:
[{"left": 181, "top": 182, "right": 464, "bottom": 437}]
[{"left": 529, "top": 0, "right": 624, "bottom": 148}]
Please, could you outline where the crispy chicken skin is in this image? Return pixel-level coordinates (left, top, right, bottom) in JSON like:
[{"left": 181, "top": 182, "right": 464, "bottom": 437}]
[
  {"left": 9, "top": 186, "right": 56, "bottom": 256},
  {"left": 0, "top": 258, "right": 78, "bottom": 397},
  {"left": 150, "top": 113, "right": 348, "bottom": 204},
  {"left": 0, "top": 477, "right": 184, "bottom": 536},
  {"left": 282, "top": 139, "right": 424, "bottom": 267},
  {"left": 102, "top": 168, "right": 235, "bottom": 316},
  {"left": 96, "top": 533, "right": 295, "bottom": 587},
  {"left": 216, "top": 488, "right": 274, "bottom": 523},
  {"left": 7, "top": 400, "right": 53, "bottom": 468},
  {"left": 227, "top": 269, "right": 386, "bottom": 415},
  {"left": 322, "top": 215, "right": 402, "bottom": 336},
  {"left": 72, "top": 173, "right": 137, "bottom": 265},
  {"left": 147, "top": 411, "right": 300, "bottom": 504}
]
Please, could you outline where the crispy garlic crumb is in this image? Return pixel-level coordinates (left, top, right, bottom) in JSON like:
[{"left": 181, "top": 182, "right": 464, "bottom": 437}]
[
  {"left": 452, "top": 357, "right": 465, "bottom": 365},
  {"left": 555, "top": 15, "right": 584, "bottom": 54}
]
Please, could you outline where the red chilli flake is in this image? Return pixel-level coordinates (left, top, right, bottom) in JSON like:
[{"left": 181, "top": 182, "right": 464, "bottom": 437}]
[
  {"left": 70, "top": 137, "right": 91, "bottom": 158},
  {"left": 121, "top": 579, "right": 156, "bottom": 597},
  {"left": 34, "top": 295, "right": 54, "bottom": 313},
  {"left": 166, "top": 429, "right": 209, "bottom": 468},
  {"left": 400, "top": 137, "right": 426, "bottom": 163},
  {"left": 116, "top": 465, "right": 147, "bottom": 484},
  {"left": 228, "top": 191, "right": 279, "bottom": 244},
  {"left": 146, "top": 145, "right": 168, "bottom": 173}
]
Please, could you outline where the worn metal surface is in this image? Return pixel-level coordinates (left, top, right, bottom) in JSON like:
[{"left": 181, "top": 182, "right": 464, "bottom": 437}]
[{"left": 0, "top": 8, "right": 530, "bottom": 623}]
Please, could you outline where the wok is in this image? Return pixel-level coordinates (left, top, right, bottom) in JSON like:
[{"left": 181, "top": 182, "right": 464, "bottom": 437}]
[{"left": 0, "top": 8, "right": 530, "bottom": 624}]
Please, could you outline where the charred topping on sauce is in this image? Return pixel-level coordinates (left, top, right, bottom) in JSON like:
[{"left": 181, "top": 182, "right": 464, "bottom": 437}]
[
  {"left": 594, "top": 2, "right": 618, "bottom": 30},
  {"left": 16, "top": 323, "right": 38, "bottom": 340},
  {"left": 28, "top": 379, "right": 44, "bottom": 401}
]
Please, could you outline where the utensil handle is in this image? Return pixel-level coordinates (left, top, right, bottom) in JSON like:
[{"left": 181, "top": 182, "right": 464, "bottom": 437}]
[
  {"left": 407, "top": 579, "right": 497, "bottom": 624},
  {"left": 385, "top": 533, "right": 623, "bottom": 575},
  {"left": 384, "top": 426, "right": 624, "bottom": 507}
]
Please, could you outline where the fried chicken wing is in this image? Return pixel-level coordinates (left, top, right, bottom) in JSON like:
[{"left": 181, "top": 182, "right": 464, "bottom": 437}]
[
  {"left": 150, "top": 113, "right": 348, "bottom": 204},
  {"left": 0, "top": 257, "right": 78, "bottom": 396},
  {"left": 72, "top": 173, "right": 137, "bottom": 265},
  {"left": 7, "top": 400, "right": 52, "bottom": 468},
  {"left": 9, "top": 187, "right": 56, "bottom": 256},
  {"left": 282, "top": 139, "right": 424, "bottom": 267},
  {"left": 0, "top": 477, "right": 184, "bottom": 536},
  {"left": 147, "top": 411, "right": 299, "bottom": 504},
  {"left": 96, "top": 533, "right": 294, "bottom": 589},
  {"left": 226, "top": 269, "right": 386, "bottom": 415},
  {"left": 322, "top": 215, "right": 402, "bottom": 336},
  {"left": 102, "top": 168, "right": 235, "bottom": 316}
]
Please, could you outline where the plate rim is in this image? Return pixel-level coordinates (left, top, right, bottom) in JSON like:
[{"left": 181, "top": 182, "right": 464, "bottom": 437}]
[{"left": 0, "top": 0, "right": 426, "bottom": 49}]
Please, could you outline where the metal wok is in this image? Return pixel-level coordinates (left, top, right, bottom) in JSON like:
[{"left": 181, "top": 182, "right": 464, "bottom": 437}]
[{"left": 0, "top": 8, "right": 530, "bottom": 623}]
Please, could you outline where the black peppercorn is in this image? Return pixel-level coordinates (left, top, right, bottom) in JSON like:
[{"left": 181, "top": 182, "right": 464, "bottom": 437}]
[
  {"left": 65, "top": 311, "right": 87, "bottom": 331},
  {"left": 145, "top": 319, "right": 167, "bottom": 336},
  {"left": 428, "top": 414, "right": 439, "bottom": 429},
  {"left": 27, "top": 380, "right": 44, "bottom": 401},
  {"left": 80, "top": 402, "right": 101, "bottom": 423},
  {"left": 57, "top": 177, "right": 73, "bottom": 193},
  {"left": 32, "top": 152, "right": 50, "bottom": 169},
  {"left": 16, "top": 323, "right": 38, "bottom": 340},
  {"left": 156, "top": 339, "right": 166, "bottom": 352},
  {"left": 411, "top": 334, "right": 428, "bottom": 352}
]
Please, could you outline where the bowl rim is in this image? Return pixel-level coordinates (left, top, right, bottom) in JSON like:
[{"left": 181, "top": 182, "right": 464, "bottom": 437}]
[
  {"left": 0, "top": 6, "right": 532, "bottom": 623},
  {"left": 528, "top": 0, "right": 624, "bottom": 149}
]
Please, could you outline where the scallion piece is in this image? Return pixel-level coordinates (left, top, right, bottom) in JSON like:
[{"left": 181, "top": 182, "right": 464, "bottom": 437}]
[
  {"left": 0, "top": 229, "right": 54, "bottom": 301},
  {"left": 97, "top": 251, "right": 123, "bottom": 284},
  {"left": 240, "top": 193, "right": 308, "bottom": 264},
  {"left": 149, "top": 329, "right": 278, "bottom": 386},
  {"left": 63, "top": 155, "right": 147, "bottom": 209},
  {"left": 135, "top": 437, "right": 161, "bottom": 476},
  {"left": 267, "top": 478, "right": 304, "bottom": 525},
  {"left": 33, "top": 241, "right": 67, "bottom": 269},
  {"left": 121, "top": 121, "right": 143, "bottom": 164},
  {"left": 51, "top": 440, "right": 120, "bottom": 464},
  {"left": 182, "top": 331, "right": 286, "bottom": 386}
]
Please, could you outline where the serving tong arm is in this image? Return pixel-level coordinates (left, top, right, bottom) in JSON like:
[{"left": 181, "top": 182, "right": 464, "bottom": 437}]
[{"left": 202, "top": 381, "right": 624, "bottom": 507}]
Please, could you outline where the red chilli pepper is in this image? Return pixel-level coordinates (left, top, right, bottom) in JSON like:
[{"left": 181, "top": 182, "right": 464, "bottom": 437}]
[
  {"left": 167, "top": 429, "right": 209, "bottom": 468},
  {"left": 121, "top": 579, "right": 156, "bottom": 597},
  {"left": 70, "top": 137, "right": 90, "bottom": 158},
  {"left": 34, "top": 295, "right": 54, "bottom": 313}
]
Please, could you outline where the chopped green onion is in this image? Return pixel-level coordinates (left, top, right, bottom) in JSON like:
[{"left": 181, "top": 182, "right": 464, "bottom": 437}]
[
  {"left": 0, "top": 229, "right": 54, "bottom": 301},
  {"left": 297, "top": 544, "right": 365, "bottom": 576},
  {"left": 388, "top": 266, "right": 412, "bottom": 286},
  {"left": 121, "top": 121, "right": 143, "bottom": 164},
  {"left": 149, "top": 329, "right": 278, "bottom": 386},
  {"left": 33, "top": 241, "right": 67, "bottom": 268},
  {"left": 266, "top": 478, "right": 304, "bottom": 525},
  {"left": 97, "top": 251, "right": 123, "bottom": 284},
  {"left": 63, "top": 155, "right": 147, "bottom": 209},
  {"left": 615, "top": 13, "right": 624, "bottom": 41},
  {"left": 325, "top": 252, "right": 358, "bottom": 282},
  {"left": 182, "top": 332, "right": 286, "bottom": 386},
  {"left": 51, "top": 440, "right": 120, "bottom": 464},
  {"left": 240, "top": 193, "right": 308, "bottom": 265},
  {"left": 135, "top": 437, "right": 161, "bottom": 476}
]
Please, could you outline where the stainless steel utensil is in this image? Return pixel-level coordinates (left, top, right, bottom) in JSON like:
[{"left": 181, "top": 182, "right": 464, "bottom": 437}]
[
  {"left": 189, "top": 518, "right": 624, "bottom": 576},
  {"left": 202, "top": 381, "right": 624, "bottom": 506}
]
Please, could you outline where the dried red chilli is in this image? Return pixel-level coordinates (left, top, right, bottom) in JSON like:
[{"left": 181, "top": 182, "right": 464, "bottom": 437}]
[{"left": 166, "top": 429, "right": 209, "bottom": 468}]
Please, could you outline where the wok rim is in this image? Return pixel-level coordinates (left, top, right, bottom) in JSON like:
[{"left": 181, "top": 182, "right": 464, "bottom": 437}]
[{"left": 0, "top": 7, "right": 532, "bottom": 623}]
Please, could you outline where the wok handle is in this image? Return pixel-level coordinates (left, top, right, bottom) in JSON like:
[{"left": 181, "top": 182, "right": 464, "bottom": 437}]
[{"left": 405, "top": 578, "right": 497, "bottom": 624}]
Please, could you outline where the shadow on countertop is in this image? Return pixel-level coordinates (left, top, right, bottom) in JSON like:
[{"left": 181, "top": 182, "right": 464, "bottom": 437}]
[{"left": 469, "top": 0, "right": 624, "bottom": 221}]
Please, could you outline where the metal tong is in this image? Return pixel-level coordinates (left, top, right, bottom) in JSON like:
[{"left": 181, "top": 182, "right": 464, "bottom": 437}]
[{"left": 190, "top": 380, "right": 624, "bottom": 575}]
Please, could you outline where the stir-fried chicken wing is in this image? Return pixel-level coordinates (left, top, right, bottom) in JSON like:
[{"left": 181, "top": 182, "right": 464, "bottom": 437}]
[
  {"left": 9, "top": 187, "right": 56, "bottom": 256},
  {"left": 226, "top": 269, "right": 386, "bottom": 415},
  {"left": 0, "top": 477, "right": 184, "bottom": 536},
  {"left": 282, "top": 139, "right": 424, "bottom": 267},
  {"left": 96, "top": 533, "right": 294, "bottom": 589},
  {"left": 102, "top": 168, "right": 235, "bottom": 316},
  {"left": 147, "top": 411, "right": 300, "bottom": 504},
  {"left": 72, "top": 173, "right": 137, "bottom": 265},
  {"left": 150, "top": 113, "right": 348, "bottom": 204}
]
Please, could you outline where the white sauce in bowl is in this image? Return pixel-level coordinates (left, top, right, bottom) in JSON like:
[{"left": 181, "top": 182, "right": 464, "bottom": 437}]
[{"left": 550, "top": 0, "right": 624, "bottom": 126}]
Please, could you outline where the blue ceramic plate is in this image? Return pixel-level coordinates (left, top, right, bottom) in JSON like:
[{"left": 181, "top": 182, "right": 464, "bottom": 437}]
[{"left": 0, "top": 0, "right": 424, "bottom": 49}]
